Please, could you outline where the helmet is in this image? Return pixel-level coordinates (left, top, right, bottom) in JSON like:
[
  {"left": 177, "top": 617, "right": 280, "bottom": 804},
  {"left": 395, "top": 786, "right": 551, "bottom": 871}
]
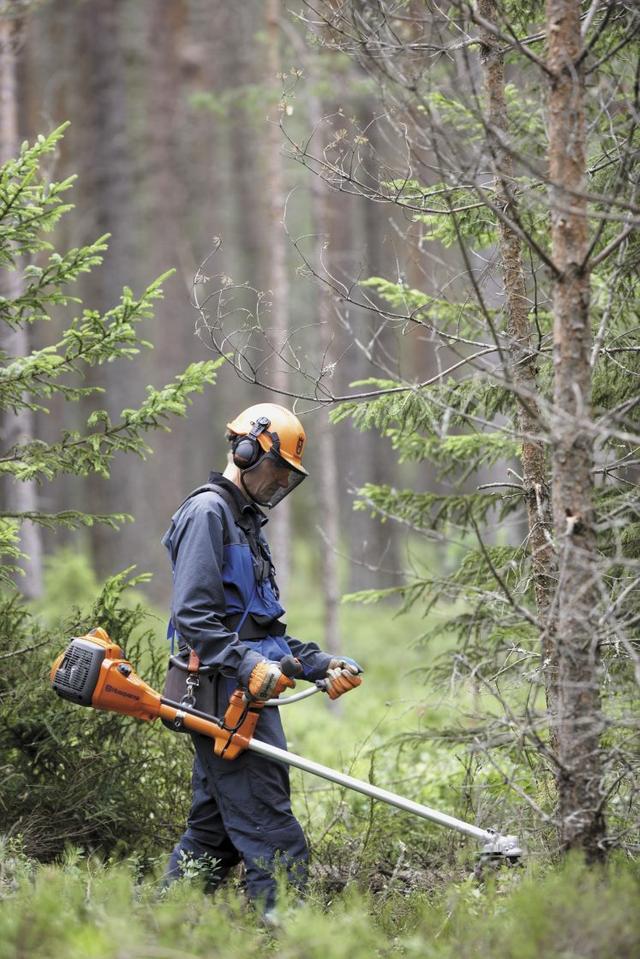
[{"left": 226, "top": 403, "right": 307, "bottom": 508}]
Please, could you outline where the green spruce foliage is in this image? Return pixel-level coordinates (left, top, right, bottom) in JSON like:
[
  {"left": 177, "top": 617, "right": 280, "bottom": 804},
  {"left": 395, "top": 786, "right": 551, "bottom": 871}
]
[
  {"left": 0, "top": 126, "right": 223, "bottom": 576},
  {"left": 0, "top": 570, "right": 191, "bottom": 862},
  {"left": 325, "top": 2, "right": 640, "bottom": 855},
  {"left": 0, "top": 128, "right": 222, "bottom": 855}
]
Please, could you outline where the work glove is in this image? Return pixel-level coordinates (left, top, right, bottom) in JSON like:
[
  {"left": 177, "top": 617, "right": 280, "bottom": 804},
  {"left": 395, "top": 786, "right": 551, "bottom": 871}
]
[
  {"left": 323, "top": 656, "right": 363, "bottom": 700},
  {"left": 247, "top": 659, "right": 296, "bottom": 700}
]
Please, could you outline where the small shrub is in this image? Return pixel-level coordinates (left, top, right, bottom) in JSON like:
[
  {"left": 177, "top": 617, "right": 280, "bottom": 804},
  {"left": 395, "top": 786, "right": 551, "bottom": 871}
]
[
  {"left": 0, "top": 570, "right": 192, "bottom": 863},
  {"left": 0, "top": 853, "right": 638, "bottom": 959}
]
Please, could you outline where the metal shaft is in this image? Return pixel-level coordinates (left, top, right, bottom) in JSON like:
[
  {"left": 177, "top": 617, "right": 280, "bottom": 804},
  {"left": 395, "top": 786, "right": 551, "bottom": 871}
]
[
  {"left": 247, "top": 736, "right": 493, "bottom": 843},
  {"left": 161, "top": 696, "right": 500, "bottom": 846}
]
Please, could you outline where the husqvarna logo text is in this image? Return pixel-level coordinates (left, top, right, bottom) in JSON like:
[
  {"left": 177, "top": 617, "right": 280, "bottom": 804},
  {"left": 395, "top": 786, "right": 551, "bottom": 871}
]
[{"left": 105, "top": 683, "right": 139, "bottom": 701}]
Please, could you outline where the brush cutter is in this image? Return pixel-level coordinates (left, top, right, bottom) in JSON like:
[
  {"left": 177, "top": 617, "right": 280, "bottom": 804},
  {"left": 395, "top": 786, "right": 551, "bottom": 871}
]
[{"left": 50, "top": 628, "right": 522, "bottom": 864}]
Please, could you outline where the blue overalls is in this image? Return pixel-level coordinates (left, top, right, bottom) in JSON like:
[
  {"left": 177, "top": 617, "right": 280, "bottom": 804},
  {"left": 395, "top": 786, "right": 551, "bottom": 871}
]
[{"left": 162, "top": 473, "right": 332, "bottom": 910}]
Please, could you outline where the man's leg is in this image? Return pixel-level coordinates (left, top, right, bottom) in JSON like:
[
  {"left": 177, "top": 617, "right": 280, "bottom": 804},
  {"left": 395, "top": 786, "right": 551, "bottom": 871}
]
[
  {"left": 165, "top": 751, "right": 241, "bottom": 891},
  {"left": 192, "top": 718, "right": 309, "bottom": 913}
]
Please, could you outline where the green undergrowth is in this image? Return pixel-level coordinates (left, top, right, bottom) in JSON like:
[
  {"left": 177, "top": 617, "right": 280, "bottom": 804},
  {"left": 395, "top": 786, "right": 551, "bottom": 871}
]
[
  {"left": 0, "top": 844, "right": 637, "bottom": 959},
  {"left": 3, "top": 541, "right": 538, "bottom": 876},
  {"left": 3, "top": 547, "right": 638, "bottom": 955},
  {"left": 280, "top": 546, "right": 534, "bottom": 873}
]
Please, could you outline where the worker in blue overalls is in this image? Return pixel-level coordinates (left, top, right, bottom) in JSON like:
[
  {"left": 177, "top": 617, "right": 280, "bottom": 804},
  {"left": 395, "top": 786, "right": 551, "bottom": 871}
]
[{"left": 162, "top": 403, "right": 362, "bottom": 918}]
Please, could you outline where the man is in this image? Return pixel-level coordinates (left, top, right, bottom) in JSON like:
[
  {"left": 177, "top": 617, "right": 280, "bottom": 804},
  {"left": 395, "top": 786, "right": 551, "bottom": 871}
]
[{"left": 162, "top": 402, "right": 362, "bottom": 915}]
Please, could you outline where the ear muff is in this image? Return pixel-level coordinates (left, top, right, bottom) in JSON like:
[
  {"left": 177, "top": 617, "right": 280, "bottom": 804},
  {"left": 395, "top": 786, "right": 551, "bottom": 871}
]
[
  {"left": 231, "top": 416, "right": 271, "bottom": 469},
  {"left": 232, "top": 435, "right": 261, "bottom": 469}
]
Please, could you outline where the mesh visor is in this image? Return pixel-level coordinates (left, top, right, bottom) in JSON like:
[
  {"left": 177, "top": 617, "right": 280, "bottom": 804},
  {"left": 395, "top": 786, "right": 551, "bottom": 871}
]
[{"left": 240, "top": 449, "right": 306, "bottom": 508}]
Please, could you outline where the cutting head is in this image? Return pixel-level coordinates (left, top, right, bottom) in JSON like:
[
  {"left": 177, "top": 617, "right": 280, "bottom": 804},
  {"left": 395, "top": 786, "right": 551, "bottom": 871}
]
[{"left": 479, "top": 832, "right": 523, "bottom": 864}]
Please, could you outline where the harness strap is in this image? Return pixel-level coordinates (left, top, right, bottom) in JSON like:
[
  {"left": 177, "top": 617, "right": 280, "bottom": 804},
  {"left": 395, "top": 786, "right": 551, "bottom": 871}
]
[
  {"left": 177, "top": 482, "right": 274, "bottom": 587},
  {"left": 225, "top": 612, "right": 287, "bottom": 640},
  {"left": 167, "top": 481, "right": 285, "bottom": 661}
]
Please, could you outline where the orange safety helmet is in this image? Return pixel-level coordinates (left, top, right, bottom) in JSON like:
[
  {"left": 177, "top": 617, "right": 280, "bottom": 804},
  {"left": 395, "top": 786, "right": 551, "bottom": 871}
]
[
  {"left": 226, "top": 403, "right": 308, "bottom": 507},
  {"left": 226, "top": 403, "right": 308, "bottom": 475}
]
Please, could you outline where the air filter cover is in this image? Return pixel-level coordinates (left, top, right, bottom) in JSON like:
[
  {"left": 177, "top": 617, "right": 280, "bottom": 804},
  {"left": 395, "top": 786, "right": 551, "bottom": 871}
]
[{"left": 51, "top": 638, "right": 106, "bottom": 706}]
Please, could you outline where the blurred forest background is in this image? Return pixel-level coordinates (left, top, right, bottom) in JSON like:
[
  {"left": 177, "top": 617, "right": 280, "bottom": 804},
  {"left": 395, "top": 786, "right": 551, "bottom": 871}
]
[
  {"left": 8, "top": 0, "right": 421, "bottom": 608},
  {"left": 1, "top": 1, "right": 640, "bottom": 956}
]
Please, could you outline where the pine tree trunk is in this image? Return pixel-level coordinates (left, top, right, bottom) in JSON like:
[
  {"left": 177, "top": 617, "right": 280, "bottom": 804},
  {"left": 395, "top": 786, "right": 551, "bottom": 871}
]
[
  {"left": 360, "top": 106, "right": 402, "bottom": 590},
  {"left": 141, "top": 0, "right": 189, "bottom": 582},
  {"left": 308, "top": 90, "right": 341, "bottom": 658},
  {"left": 264, "top": 0, "right": 291, "bottom": 594},
  {"left": 546, "top": 0, "right": 605, "bottom": 859},
  {"left": 280, "top": 15, "right": 342, "bottom": 654},
  {"left": 0, "top": 13, "right": 43, "bottom": 599},
  {"left": 224, "top": 1, "right": 268, "bottom": 293},
  {"left": 78, "top": 0, "right": 136, "bottom": 579},
  {"left": 478, "top": 0, "right": 556, "bottom": 707}
]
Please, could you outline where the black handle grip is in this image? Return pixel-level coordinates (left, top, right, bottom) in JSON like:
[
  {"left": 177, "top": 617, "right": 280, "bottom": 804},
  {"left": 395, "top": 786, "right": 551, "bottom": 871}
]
[{"left": 280, "top": 655, "right": 303, "bottom": 678}]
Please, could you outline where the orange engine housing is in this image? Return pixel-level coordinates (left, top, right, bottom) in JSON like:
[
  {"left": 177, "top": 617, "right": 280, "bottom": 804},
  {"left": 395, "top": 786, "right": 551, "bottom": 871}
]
[
  {"left": 50, "top": 628, "right": 162, "bottom": 721},
  {"left": 51, "top": 628, "right": 264, "bottom": 760}
]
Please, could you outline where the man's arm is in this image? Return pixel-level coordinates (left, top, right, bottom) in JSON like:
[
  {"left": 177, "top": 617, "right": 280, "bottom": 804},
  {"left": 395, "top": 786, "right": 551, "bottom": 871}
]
[
  {"left": 285, "top": 636, "right": 363, "bottom": 699},
  {"left": 283, "top": 636, "right": 334, "bottom": 681},
  {"left": 170, "top": 496, "right": 263, "bottom": 685}
]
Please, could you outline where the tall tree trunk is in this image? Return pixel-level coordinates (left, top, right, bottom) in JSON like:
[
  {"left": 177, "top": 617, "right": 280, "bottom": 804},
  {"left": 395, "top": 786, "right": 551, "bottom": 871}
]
[
  {"left": 140, "top": 0, "right": 189, "bottom": 583},
  {"left": 281, "top": 15, "right": 342, "bottom": 654},
  {"left": 225, "top": 1, "right": 268, "bottom": 293},
  {"left": 0, "top": 12, "right": 43, "bottom": 599},
  {"left": 78, "top": 0, "right": 136, "bottom": 579},
  {"left": 546, "top": 0, "right": 605, "bottom": 859},
  {"left": 25, "top": 0, "right": 88, "bottom": 557},
  {"left": 308, "top": 94, "right": 341, "bottom": 658},
  {"left": 278, "top": 16, "right": 342, "bottom": 652},
  {"left": 186, "top": 0, "right": 246, "bottom": 484},
  {"left": 264, "top": 0, "right": 291, "bottom": 594},
  {"left": 478, "top": 1, "right": 556, "bottom": 707},
  {"left": 360, "top": 104, "right": 402, "bottom": 590}
]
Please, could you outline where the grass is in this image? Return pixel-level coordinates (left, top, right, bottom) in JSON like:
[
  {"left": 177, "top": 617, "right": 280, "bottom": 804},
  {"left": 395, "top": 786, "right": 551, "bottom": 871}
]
[
  {"left": 0, "top": 845, "right": 638, "bottom": 959},
  {"left": 2, "top": 545, "right": 639, "bottom": 956},
  {"left": 28, "top": 542, "right": 536, "bottom": 872}
]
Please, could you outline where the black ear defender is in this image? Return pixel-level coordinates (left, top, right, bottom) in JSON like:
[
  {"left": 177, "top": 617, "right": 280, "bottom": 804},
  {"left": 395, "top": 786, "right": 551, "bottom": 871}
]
[{"left": 232, "top": 416, "right": 271, "bottom": 469}]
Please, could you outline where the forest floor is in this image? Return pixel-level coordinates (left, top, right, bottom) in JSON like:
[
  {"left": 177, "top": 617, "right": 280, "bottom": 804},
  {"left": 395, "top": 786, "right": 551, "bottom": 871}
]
[
  {"left": 1, "top": 838, "right": 637, "bottom": 958},
  {"left": 1, "top": 546, "right": 638, "bottom": 957}
]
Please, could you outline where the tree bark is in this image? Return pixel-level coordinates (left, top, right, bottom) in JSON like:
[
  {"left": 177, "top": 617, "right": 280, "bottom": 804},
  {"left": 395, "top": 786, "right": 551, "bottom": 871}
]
[
  {"left": 360, "top": 104, "right": 402, "bottom": 590},
  {"left": 224, "top": 1, "right": 268, "bottom": 294},
  {"left": 478, "top": 0, "right": 556, "bottom": 707},
  {"left": 546, "top": 0, "right": 605, "bottom": 859},
  {"left": 140, "top": 0, "right": 189, "bottom": 583},
  {"left": 0, "top": 12, "right": 43, "bottom": 599},
  {"left": 264, "top": 0, "right": 291, "bottom": 594},
  {"left": 308, "top": 91, "right": 341, "bottom": 658},
  {"left": 78, "top": 0, "right": 136, "bottom": 579}
]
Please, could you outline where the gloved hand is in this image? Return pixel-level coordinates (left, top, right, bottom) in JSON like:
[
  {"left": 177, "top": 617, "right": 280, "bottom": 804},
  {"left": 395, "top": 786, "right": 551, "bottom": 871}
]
[
  {"left": 323, "top": 656, "right": 363, "bottom": 700},
  {"left": 248, "top": 660, "right": 296, "bottom": 700}
]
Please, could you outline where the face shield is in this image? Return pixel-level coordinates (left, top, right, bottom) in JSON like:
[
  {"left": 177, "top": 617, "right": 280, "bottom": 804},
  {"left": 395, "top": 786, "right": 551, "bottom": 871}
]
[{"left": 240, "top": 448, "right": 306, "bottom": 508}]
